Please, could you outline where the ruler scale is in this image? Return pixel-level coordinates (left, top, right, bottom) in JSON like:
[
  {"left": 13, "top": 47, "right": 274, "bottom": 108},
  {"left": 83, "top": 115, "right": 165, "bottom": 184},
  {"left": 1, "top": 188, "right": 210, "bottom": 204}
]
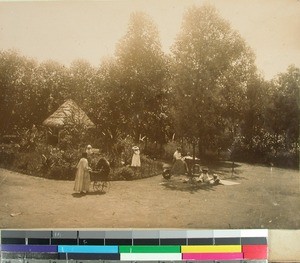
[{"left": 0, "top": 229, "right": 268, "bottom": 262}]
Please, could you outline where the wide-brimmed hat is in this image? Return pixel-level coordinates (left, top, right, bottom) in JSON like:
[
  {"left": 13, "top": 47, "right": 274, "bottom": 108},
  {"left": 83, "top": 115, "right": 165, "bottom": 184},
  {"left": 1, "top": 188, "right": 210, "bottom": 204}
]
[
  {"left": 132, "top": 146, "right": 139, "bottom": 150},
  {"left": 87, "top": 145, "right": 92, "bottom": 149}
]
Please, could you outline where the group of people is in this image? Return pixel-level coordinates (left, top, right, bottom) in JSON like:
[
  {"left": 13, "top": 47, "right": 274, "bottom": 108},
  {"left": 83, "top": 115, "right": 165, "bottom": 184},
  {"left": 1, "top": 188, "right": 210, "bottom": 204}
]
[
  {"left": 172, "top": 147, "right": 220, "bottom": 184},
  {"left": 73, "top": 145, "right": 141, "bottom": 194},
  {"left": 74, "top": 145, "right": 220, "bottom": 194}
]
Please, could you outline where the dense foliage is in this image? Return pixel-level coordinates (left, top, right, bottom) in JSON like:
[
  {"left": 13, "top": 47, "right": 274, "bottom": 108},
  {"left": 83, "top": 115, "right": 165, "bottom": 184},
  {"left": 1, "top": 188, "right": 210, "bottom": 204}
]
[
  {"left": 170, "top": 5, "right": 257, "bottom": 155},
  {"left": 0, "top": 5, "right": 299, "bottom": 172}
]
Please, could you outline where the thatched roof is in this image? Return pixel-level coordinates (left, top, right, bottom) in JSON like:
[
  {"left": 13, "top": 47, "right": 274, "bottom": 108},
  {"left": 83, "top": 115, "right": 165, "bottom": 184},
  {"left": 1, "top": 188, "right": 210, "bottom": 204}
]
[{"left": 43, "top": 99, "right": 95, "bottom": 129}]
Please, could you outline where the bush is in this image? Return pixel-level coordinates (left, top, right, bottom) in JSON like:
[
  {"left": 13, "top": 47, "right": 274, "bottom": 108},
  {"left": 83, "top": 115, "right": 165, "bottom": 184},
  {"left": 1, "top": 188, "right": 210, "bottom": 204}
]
[
  {"left": 272, "top": 151, "right": 299, "bottom": 168},
  {"left": 13, "top": 151, "right": 43, "bottom": 175},
  {"left": 112, "top": 166, "right": 136, "bottom": 181},
  {"left": 140, "top": 155, "right": 163, "bottom": 178},
  {"left": 48, "top": 165, "right": 76, "bottom": 180},
  {"left": 0, "top": 145, "right": 16, "bottom": 168},
  {"left": 163, "top": 141, "right": 178, "bottom": 161},
  {"left": 0, "top": 136, "right": 164, "bottom": 181},
  {"left": 109, "top": 155, "right": 163, "bottom": 181},
  {"left": 229, "top": 134, "right": 299, "bottom": 168},
  {"left": 38, "top": 146, "right": 81, "bottom": 180}
]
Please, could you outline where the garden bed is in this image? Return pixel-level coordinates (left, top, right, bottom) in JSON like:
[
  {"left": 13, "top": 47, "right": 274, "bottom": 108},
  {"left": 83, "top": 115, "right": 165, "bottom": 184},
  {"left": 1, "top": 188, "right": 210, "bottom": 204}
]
[{"left": 0, "top": 143, "right": 163, "bottom": 181}]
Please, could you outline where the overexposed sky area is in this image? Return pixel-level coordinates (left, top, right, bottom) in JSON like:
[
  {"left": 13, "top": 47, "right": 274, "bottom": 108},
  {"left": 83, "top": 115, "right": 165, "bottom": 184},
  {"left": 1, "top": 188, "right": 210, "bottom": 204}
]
[{"left": 0, "top": 0, "right": 299, "bottom": 80}]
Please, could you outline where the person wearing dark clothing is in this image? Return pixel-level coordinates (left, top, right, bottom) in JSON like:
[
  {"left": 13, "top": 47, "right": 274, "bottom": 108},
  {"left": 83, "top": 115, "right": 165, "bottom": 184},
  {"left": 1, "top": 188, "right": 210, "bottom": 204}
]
[{"left": 96, "top": 157, "right": 110, "bottom": 181}]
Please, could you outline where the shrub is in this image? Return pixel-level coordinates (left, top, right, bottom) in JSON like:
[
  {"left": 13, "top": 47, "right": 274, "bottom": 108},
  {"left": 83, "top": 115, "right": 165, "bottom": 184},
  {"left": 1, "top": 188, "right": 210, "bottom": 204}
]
[
  {"left": 142, "top": 142, "right": 165, "bottom": 159},
  {"left": 273, "top": 151, "right": 299, "bottom": 168},
  {"left": 0, "top": 145, "right": 16, "bottom": 168},
  {"left": 48, "top": 165, "right": 76, "bottom": 180},
  {"left": 109, "top": 155, "right": 163, "bottom": 181},
  {"left": 0, "top": 137, "right": 164, "bottom": 181},
  {"left": 163, "top": 141, "right": 178, "bottom": 160},
  {"left": 140, "top": 155, "right": 163, "bottom": 178},
  {"left": 38, "top": 146, "right": 81, "bottom": 180},
  {"left": 112, "top": 166, "right": 136, "bottom": 181},
  {"left": 13, "top": 151, "right": 43, "bottom": 175}
]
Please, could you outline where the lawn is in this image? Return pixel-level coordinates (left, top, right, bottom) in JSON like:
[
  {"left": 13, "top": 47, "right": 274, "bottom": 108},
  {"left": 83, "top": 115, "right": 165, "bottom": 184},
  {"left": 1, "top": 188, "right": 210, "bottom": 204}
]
[{"left": 0, "top": 161, "right": 299, "bottom": 229}]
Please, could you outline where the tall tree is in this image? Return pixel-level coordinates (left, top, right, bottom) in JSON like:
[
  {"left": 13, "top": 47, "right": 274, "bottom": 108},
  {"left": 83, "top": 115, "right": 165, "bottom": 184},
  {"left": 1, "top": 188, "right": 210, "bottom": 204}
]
[
  {"left": 170, "top": 4, "right": 257, "bottom": 155},
  {"left": 266, "top": 65, "right": 300, "bottom": 150},
  {"left": 235, "top": 75, "right": 272, "bottom": 160},
  {"left": 115, "top": 12, "right": 169, "bottom": 145},
  {"left": 30, "top": 60, "right": 69, "bottom": 124},
  {"left": 93, "top": 57, "right": 129, "bottom": 149},
  {"left": 68, "top": 59, "right": 97, "bottom": 109},
  {"left": 0, "top": 50, "right": 38, "bottom": 133}
]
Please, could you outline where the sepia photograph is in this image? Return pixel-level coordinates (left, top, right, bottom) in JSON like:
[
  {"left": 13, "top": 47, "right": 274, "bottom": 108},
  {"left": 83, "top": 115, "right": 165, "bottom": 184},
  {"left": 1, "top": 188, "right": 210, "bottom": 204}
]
[{"left": 0, "top": 0, "right": 299, "bottom": 230}]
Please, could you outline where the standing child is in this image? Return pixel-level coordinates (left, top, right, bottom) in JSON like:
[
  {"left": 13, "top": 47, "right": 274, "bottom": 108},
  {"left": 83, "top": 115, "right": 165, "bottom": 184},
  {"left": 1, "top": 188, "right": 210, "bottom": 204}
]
[{"left": 131, "top": 146, "right": 141, "bottom": 167}]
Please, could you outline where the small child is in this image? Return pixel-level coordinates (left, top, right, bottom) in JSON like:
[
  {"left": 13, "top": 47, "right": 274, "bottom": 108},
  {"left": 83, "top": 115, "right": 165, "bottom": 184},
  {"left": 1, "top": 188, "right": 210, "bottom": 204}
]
[
  {"left": 197, "top": 168, "right": 220, "bottom": 184},
  {"left": 212, "top": 174, "right": 220, "bottom": 184},
  {"left": 131, "top": 146, "right": 141, "bottom": 167},
  {"left": 198, "top": 167, "right": 210, "bottom": 183}
]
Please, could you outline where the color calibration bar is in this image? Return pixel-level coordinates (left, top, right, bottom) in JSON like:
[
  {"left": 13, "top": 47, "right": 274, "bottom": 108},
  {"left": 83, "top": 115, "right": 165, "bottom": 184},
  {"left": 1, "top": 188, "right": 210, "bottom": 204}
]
[{"left": 0, "top": 229, "right": 268, "bottom": 262}]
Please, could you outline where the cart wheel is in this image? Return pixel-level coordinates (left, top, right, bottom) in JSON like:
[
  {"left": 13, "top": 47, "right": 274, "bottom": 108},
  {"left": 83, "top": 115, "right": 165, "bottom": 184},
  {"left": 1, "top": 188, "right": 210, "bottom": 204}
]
[
  {"left": 101, "top": 181, "right": 110, "bottom": 192},
  {"left": 93, "top": 181, "right": 102, "bottom": 191}
]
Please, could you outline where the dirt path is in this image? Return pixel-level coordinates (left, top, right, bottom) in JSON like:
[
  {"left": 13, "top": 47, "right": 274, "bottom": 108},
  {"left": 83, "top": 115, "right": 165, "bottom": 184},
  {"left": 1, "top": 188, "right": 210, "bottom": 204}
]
[{"left": 0, "top": 163, "right": 299, "bottom": 229}]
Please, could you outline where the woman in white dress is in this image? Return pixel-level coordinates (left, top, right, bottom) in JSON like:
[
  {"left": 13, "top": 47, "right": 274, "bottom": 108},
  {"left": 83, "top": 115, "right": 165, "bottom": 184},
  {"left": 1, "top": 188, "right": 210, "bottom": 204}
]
[
  {"left": 74, "top": 152, "right": 91, "bottom": 194},
  {"left": 131, "top": 146, "right": 141, "bottom": 167}
]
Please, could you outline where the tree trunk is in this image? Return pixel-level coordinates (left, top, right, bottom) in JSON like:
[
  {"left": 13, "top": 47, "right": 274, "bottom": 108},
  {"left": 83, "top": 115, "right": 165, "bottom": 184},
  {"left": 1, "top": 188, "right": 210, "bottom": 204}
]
[{"left": 192, "top": 143, "right": 196, "bottom": 176}]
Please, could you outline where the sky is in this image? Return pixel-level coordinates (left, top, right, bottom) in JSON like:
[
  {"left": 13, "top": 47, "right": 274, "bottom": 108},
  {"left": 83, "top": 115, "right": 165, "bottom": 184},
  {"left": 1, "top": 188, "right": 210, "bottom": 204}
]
[{"left": 0, "top": 0, "right": 299, "bottom": 80}]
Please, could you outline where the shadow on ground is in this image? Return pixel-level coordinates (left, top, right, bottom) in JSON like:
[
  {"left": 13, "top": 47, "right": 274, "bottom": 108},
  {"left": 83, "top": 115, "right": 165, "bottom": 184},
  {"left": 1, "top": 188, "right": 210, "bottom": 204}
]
[
  {"left": 72, "top": 193, "right": 86, "bottom": 198},
  {"left": 72, "top": 191, "right": 106, "bottom": 198},
  {"left": 213, "top": 170, "right": 248, "bottom": 181},
  {"left": 161, "top": 178, "right": 221, "bottom": 194},
  {"left": 160, "top": 161, "right": 248, "bottom": 193},
  {"left": 210, "top": 161, "right": 242, "bottom": 169},
  {"left": 206, "top": 161, "right": 248, "bottom": 181},
  {"left": 87, "top": 190, "right": 107, "bottom": 196}
]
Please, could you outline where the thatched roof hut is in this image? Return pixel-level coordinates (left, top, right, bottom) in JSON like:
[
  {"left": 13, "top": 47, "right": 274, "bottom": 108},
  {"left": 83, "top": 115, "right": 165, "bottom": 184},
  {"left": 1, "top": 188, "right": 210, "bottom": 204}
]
[{"left": 43, "top": 99, "right": 95, "bottom": 129}]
